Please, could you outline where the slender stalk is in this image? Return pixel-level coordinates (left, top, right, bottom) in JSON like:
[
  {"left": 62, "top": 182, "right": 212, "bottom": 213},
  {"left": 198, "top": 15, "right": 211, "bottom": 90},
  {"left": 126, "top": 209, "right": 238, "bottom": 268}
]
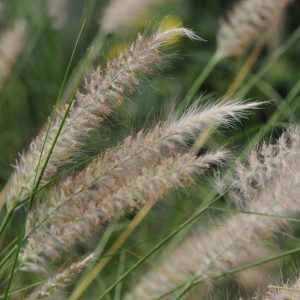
[
  {"left": 256, "top": 80, "right": 282, "bottom": 101},
  {"left": 224, "top": 32, "right": 269, "bottom": 99},
  {"left": 0, "top": 279, "right": 45, "bottom": 299},
  {"left": 268, "top": 285, "right": 300, "bottom": 293},
  {"left": 0, "top": 238, "right": 17, "bottom": 260},
  {"left": 210, "top": 207, "right": 300, "bottom": 224},
  {"left": 0, "top": 209, "right": 14, "bottom": 237},
  {"left": 191, "top": 32, "right": 269, "bottom": 152},
  {"left": 0, "top": 246, "right": 17, "bottom": 272},
  {"left": 114, "top": 251, "right": 126, "bottom": 300}
]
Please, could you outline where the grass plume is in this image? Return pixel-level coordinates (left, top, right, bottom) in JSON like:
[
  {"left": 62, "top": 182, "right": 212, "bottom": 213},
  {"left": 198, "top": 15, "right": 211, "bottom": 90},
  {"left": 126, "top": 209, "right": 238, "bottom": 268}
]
[
  {"left": 21, "top": 151, "right": 226, "bottom": 272},
  {"left": 20, "top": 100, "right": 257, "bottom": 271},
  {"left": 0, "top": 2, "right": 298, "bottom": 298}
]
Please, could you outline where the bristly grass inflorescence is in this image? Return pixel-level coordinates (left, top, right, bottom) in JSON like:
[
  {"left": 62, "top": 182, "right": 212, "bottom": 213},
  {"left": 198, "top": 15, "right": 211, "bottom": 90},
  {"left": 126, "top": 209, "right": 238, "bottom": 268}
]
[
  {"left": 216, "top": 0, "right": 294, "bottom": 59},
  {"left": 125, "top": 128, "right": 300, "bottom": 299},
  {"left": 0, "top": 0, "right": 299, "bottom": 298},
  {"left": 20, "top": 100, "right": 260, "bottom": 272},
  {"left": 3, "top": 26, "right": 200, "bottom": 211},
  {"left": 26, "top": 253, "right": 95, "bottom": 300}
]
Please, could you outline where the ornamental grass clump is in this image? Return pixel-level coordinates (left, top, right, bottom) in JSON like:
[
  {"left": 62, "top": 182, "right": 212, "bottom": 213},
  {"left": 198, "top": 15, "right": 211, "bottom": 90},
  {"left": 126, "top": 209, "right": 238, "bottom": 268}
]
[
  {"left": 22, "top": 152, "right": 226, "bottom": 272},
  {"left": 0, "top": 1, "right": 298, "bottom": 298},
  {"left": 125, "top": 128, "right": 300, "bottom": 299},
  {"left": 3, "top": 27, "right": 199, "bottom": 211},
  {"left": 20, "top": 100, "right": 259, "bottom": 272}
]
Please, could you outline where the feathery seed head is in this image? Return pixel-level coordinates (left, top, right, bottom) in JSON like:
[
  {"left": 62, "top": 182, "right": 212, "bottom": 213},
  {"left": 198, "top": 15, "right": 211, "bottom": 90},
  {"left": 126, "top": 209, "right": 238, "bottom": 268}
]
[{"left": 216, "top": 0, "right": 293, "bottom": 59}]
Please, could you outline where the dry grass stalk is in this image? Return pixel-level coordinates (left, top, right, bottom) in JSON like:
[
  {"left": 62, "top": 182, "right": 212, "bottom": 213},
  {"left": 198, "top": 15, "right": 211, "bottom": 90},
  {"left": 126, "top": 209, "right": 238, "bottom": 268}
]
[
  {"left": 3, "top": 27, "right": 199, "bottom": 211},
  {"left": 20, "top": 100, "right": 258, "bottom": 272},
  {"left": 216, "top": 0, "right": 293, "bottom": 59},
  {"left": 26, "top": 254, "right": 95, "bottom": 300},
  {"left": 125, "top": 128, "right": 300, "bottom": 299},
  {"left": 100, "top": 0, "right": 169, "bottom": 34},
  {"left": 0, "top": 20, "right": 26, "bottom": 91}
]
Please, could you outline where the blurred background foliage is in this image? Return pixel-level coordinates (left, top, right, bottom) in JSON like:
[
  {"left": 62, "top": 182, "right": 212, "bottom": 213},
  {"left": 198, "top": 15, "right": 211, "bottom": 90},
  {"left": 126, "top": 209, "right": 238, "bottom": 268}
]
[{"left": 0, "top": 0, "right": 299, "bottom": 298}]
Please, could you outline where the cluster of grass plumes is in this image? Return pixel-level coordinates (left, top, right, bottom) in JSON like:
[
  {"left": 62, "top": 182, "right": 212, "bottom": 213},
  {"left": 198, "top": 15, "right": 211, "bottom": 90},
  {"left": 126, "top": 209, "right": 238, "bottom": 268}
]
[
  {"left": 20, "top": 100, "right": 258, "bottom": 272},
  {"left": 0, "top": 0, "right": 299, "bottom": 298},
  {"left": 21, "top": 152, "right": 225, "bottom": 272},
  {"left": 2, "top": 26, "right": 199, "bottom": 211},
  {"left": 125, "top": 128, "right": 300, "bottom": 299}
]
